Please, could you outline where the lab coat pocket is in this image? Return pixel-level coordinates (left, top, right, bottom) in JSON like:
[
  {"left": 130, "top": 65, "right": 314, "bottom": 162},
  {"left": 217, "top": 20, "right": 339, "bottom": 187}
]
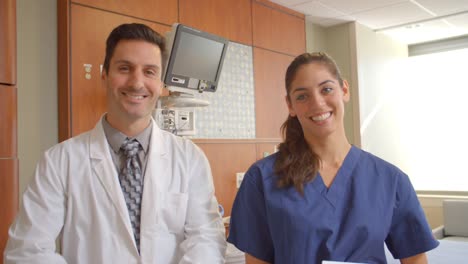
[{"left": 161, "top": 192, "right": 189, "bottom": 233}]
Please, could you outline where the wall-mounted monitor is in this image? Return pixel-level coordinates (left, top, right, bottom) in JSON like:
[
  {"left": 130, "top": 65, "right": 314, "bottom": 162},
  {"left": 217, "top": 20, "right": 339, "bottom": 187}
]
[{"left": 163, "top": 24, "right": 229, "bottom": 93}]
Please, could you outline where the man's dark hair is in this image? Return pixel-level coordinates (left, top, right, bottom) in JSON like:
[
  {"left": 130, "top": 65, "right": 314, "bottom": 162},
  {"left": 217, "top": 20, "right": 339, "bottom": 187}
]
[{"left": 103, "top": 23, "right": 166, "bottom": 74}]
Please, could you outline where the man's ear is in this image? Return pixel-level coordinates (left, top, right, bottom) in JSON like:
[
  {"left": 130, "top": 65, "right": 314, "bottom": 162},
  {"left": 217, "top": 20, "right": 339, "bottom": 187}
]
[{"left": 101, "top": 69, "right": 106, "bottom": 80}]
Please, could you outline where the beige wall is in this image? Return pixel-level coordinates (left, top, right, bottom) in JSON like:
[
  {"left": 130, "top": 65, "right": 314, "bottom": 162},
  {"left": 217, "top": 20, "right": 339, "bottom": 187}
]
[
  {"left": 305, "top": 22, "right": 326, "bottom": 53},
  {"left": 17, "top": 0, "right": 58, "bottom": 197}
]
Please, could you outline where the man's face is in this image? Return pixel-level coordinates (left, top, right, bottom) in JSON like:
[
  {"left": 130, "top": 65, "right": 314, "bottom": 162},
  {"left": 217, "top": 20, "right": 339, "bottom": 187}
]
[{"left": 102, "top": 39, "right": 163, "bottom": 129}]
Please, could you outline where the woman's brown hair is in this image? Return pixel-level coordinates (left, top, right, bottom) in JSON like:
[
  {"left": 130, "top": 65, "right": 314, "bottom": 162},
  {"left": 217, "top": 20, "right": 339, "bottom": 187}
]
[{"left": 274, "top": 52, "right": 344, "bottom": 194}]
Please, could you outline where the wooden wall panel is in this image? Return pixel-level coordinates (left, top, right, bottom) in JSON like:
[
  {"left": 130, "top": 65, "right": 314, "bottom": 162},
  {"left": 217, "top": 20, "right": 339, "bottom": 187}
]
[
  {"left": 252, "top": 1, "right": 305, "bottom": 56},
  {"left": 254, "top": 0, "right": 305, "bottom": 18},
  {"left": 58, "top": 0, "right": 71, "bottom": 142},
  {"left": 0, "top": 85, "right": 17, "bottom": 157},
  {"left": 69, "top": 4, "right": 171, "bottom": 136},
  {"left": 195, "top": 142, "right": 257, "bottom": 217},
  {"left": 179, "top": 0, "right": 252, "bottom": 45},
  {"left": 0, "top": 0, "right": 16, "bottom": 85},
  {"left": 255, "top": 142, "right": 280, "bottom": 160},
  {"left": 0, "top": 159, "right": 18, "bottom": 259},
  {"left": 254, "top": 48, "right": 293, "bottom": 138},
  {"left": 71, "top": 0, "right": 178, "bottom": 25}
]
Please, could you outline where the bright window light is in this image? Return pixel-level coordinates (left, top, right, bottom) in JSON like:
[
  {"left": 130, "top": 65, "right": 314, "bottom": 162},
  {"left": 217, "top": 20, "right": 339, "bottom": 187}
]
[{"left": 392, "top": 48, "right": 468, "bottom": 191}]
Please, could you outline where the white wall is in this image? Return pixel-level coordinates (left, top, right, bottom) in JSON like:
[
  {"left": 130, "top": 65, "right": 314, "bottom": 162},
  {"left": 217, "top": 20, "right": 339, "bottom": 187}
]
[
  {"left": 17, "top": 0, "right": 58, "bottom": 197},
  {"left": 305, "top": 21, "right": 359, "bottom": 146},
  {"left": 353, "top": 23, "right": 408, "bottom": 165}
]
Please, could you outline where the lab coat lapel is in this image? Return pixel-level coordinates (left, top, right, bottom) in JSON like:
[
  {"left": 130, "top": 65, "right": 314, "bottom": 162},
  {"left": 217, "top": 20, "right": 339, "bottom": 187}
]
[
  {"left": 140, "top": 121, "right": 169, "bottom": 238},
  {"left": 89, "top": 120, "right": 136, "bottom": 244}
]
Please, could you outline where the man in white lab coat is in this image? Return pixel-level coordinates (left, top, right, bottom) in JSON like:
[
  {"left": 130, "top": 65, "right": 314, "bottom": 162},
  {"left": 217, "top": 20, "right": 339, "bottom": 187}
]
[{"left": 4, "top": 23, "right": 227, "bottom": 264}]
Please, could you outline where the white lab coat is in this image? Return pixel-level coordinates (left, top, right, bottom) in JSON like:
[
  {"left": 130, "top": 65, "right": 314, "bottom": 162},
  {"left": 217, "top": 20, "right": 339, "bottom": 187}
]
[{"left": 4, "top": 118, "right": 226, "bottom": 264}]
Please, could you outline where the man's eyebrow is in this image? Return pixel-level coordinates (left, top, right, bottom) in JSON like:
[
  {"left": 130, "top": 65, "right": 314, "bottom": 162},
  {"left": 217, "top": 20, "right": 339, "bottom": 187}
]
[{"left": 113, "top": 60, "right": 160, "bottom": 68}]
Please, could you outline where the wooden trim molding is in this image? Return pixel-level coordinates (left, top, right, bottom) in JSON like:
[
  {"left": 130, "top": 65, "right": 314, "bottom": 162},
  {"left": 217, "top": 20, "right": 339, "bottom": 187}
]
[
  {"left": 57, "top": 0, "right": 72, "bottom": 142},
  {"left": 0, "top": 85, "right": 17, "bottom": 157},
  {"left": 254, "top": 0, "right": 305, "bottom": 19},
  {"left": 0, "top": 158, "right": 19, "bottom": 259},
  {"left": 0, "top": 0, "right": 16, "bottom": 85}
]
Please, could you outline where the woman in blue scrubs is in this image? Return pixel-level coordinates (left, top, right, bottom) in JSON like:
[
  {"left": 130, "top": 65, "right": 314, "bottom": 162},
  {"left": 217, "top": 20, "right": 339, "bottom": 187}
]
[{"left": 227, "top": 52, "right": 438, "bottom": 264}]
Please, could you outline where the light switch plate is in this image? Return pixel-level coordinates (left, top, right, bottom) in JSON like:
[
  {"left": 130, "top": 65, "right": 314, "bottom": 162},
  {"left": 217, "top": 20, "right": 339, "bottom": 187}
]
[{"left": 236, "top": 172, "right": 245, "bottom": 188}]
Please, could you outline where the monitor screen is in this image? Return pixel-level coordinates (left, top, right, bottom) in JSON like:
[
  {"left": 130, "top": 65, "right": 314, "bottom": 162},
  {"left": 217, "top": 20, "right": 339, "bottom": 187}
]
[
  {"left": 164, "top": 24, "right": 229, "bottom": 93},
  {"left": 172, "top": 32, "right": 225, "bottom": 82}
]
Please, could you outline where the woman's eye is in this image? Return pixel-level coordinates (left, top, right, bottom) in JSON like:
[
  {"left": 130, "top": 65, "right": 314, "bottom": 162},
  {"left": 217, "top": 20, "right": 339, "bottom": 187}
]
[
  {"left": 296, "top": 94, "right": 307, "bottom": 101},
  {"left": 322, "top": 87, "right": 333, "bottom": 94}
]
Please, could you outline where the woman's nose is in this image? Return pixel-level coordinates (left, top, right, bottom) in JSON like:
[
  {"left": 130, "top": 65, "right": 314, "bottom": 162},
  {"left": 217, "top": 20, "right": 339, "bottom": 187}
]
[{"left": 311, "top": 94, "right": 325, "bottom": 106}]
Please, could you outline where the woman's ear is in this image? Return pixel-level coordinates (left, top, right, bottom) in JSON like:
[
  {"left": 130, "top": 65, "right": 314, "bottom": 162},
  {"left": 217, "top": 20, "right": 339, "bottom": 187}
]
[
  {"left": 342, "top": 80, "right": 350, "bottom": 102},
  {"left": 286, "top": 95, "right": 296, "bottom": 117}
]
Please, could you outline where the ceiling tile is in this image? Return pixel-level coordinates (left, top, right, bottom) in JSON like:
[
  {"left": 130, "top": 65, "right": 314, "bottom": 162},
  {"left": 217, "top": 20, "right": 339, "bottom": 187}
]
[
  {"left": 415, "top": 0, "right": 468, "bottom": 16},
  {"left": 352, "top": 1, "right": 433, "bottom": 29},
  {"left": 306, "top": 15, "right": 355, "bottom": 27},
  {"left": 319, "top": 0, "right": 406, "bottom": 14},
  {"left": 381, "top": 15, "right": 468, "bottom": 44},
  {"left": 268, "top": 0, "right": 311, "bottom": 7},
  {"left": 293, "top": 1, "right": 347, "bottom": 19},
  {"left": 445, "top": 12, "right": 468, "bottom": 29}
]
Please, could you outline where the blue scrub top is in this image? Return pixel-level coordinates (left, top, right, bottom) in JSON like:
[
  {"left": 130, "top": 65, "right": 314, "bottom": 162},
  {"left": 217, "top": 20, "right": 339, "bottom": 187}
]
[{"left": 227, "top": 146, "right": 439, "bottom": 264}]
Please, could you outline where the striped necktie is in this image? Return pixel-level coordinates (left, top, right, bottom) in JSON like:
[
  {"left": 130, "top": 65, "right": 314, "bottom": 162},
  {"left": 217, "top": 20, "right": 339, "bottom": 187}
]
[{"left": 119, "top": 138, "right": 143, "bottom": 251}]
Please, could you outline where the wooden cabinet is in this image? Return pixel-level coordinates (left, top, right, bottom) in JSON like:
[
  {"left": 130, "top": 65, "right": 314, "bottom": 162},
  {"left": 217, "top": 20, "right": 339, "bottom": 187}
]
[
  {"left": 0, "top": 0, "right": 16, "bottom": 85},
  {"left": 0, "top": 85, "right": 17, "bottom": 157},
  {"left": 195, "top": 141, "right": 257, "bottom": 217},
  {"left": 256, "top": 142, "right": 279, "bottom": 160},
  {"left": 71, "top": 0, "right": 177, "bottom": 25},
  {"left": 179, "top": 0, "right": 252, "bottom": 45},
  {"left": 0, "top": 0, "right": 17, "bottom": 260},
  {"left": 252, "top": 1, "right": 305, "bottom": 56},
  {"left": 254, "top": 47, "right": 293, "bottom": 139},
  {"left": 0, "top": 159, "right": 18, "bottom": 258},
  {"left": 194, "top": 139, "right": 280, "bottom": 217}
]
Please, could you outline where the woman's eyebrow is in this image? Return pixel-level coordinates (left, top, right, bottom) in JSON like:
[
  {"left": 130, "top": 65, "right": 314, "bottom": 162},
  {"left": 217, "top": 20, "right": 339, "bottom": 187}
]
[{"left": 318, "top": 79, "right": 335, "bottom": 86}]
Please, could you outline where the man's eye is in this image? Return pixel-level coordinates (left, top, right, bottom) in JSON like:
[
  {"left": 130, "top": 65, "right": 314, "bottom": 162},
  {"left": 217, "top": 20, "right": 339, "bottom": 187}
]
[
  {"left": 146, "top": 70, "right": 156, "bottom": 75},
  {"left": 118, "top": 66, "right": 129, "bottom": 72}
]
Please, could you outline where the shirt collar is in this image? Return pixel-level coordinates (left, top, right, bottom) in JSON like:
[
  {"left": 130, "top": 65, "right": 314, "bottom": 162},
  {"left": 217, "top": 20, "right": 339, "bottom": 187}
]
[{"left": 102, "top": 115, "right": 152, "bottom": 154}]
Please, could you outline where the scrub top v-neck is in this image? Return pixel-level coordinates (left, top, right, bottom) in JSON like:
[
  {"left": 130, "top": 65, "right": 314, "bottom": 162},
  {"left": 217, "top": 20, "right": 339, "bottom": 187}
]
[{"left": 227, "top": 146, "right": 438, "bottom": 264}]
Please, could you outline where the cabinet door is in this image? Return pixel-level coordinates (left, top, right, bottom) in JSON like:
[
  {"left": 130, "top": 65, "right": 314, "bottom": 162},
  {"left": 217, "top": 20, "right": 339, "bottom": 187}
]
[
  {"left": 252, "top": 1, "right": 305, "bottom": 56},
  {"left": 0, "top": 0, "right": 16, "bottom": 85},
  {"left": 0, "top": 85, "right": 17, "bottom": 157},
  {"left": 195, "top": 142, "right": 256, "bottom": 217},
  {"left": 72, "top": 0, "right": 177, "bottom": 25},
  {"left": 0, "top": 159, "right": 18, "bottom": 257},
  {"left": 256, "top": 142, "right": 280, "bottom": 160},
  {"left": 179, "top": 0, "right": 252, "bottom": 45},
  {"left": 70, "top": 4, "right": 170, "bottom": 135},
  {"left": 254, "top": 48, "right": 293, "bottom": 139}
]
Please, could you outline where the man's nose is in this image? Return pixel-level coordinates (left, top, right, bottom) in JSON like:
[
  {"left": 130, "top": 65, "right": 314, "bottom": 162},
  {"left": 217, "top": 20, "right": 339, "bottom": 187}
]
[{"left": 128, "top": 70, "right": 144, "bottom": 89}]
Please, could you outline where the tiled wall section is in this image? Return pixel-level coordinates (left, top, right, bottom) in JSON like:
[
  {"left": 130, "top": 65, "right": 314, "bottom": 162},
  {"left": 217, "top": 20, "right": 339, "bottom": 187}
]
[{"left": 191, "top": 41, "right": 255, "bottom": 139}]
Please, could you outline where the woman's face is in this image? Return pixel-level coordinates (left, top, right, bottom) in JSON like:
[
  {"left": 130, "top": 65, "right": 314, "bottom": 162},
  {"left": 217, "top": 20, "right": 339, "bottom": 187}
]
[{"left": 286, "top": 62, "right": 350, "bottom": 140}]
